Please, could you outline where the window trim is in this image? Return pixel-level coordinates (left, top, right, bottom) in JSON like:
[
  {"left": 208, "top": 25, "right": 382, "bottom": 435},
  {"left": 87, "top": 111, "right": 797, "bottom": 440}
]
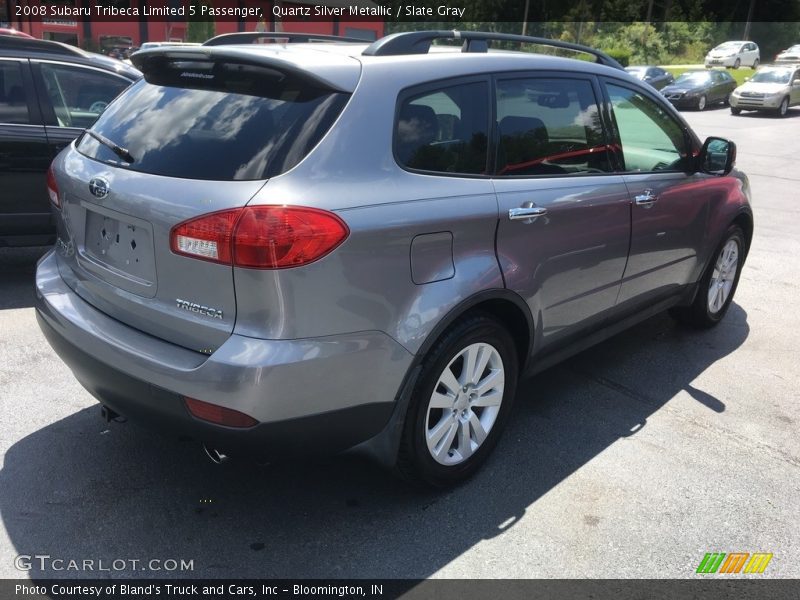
[
  {"left": 393, "top": 74, "right": 493, "bottom": 179},
  {"left": 599, "top": 76, "right": 698, "bottom": 176},
  {"left": 491, "top": 71, "right": 618, "bottom": 180}
]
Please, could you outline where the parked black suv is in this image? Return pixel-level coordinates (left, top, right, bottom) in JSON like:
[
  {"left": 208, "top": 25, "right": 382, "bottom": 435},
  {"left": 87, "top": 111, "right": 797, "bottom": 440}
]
[{"left": 0, "top": 36, "right": 139, "bottom": 247}]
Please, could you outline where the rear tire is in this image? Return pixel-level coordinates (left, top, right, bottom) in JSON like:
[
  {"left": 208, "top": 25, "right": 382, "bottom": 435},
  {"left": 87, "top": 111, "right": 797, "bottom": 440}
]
[
  {"left": 396, "top": 313, "right": 518, "bottom": 487},
  {"left": 752, "top": 58, "right": 760, "bottom": 69},
  {"left": 671, "top": 225, "right": 745, "bottom": 329}
]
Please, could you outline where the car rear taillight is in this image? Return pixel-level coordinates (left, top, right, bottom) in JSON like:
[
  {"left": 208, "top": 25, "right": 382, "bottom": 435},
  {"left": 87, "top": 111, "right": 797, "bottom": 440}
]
[
  {"left": 170, "top": 206, "right": 349, "bottom": 269},
  {"left": 46, "top": 164, "right": 60, "bottom": 209},
  {"left": 184, "top": 397, "right": 258, "bottom": 428}
]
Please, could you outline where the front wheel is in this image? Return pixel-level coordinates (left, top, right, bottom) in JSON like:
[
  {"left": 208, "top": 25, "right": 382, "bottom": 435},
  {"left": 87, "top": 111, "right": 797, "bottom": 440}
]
[
  {"left": 671, "top": 225, "right": 745, "bottom": 328},
  {"left": 776, "top": 96, "right": 789, "bottom": 117},
  {"left": 730, "top": 107, "right": 742, "bottom": 115},
  {"left": 697, "top": 95, "right": 707, "bottom": 111},
  {"left": 733, "top": 58, "right": 741, "bottom": 69},
  {"left": 397, "top": 314, "right": 518, "bottom": 487}
]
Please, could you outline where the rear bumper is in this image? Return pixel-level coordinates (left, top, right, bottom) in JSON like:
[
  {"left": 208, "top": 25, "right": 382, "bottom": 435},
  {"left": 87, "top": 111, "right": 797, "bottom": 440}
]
[{"left": 35, "top": 250, "right": 413, "bottom": 457}]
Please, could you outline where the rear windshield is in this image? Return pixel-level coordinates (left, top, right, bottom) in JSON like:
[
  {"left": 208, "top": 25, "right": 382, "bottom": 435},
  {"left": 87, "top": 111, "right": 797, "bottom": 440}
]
[{"left": 77, "top": 69, "right": 349, "bottom": 181}]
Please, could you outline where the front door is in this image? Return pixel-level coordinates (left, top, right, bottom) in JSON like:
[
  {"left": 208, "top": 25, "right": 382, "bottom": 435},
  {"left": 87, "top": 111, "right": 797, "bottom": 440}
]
[{"left": 602, "top": 81, "right": 709, "bottom": 307}]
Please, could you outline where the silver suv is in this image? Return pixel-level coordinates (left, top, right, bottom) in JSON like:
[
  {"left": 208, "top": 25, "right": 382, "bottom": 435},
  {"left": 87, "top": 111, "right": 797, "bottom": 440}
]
[{"left": 36, "top": 31, "right": 753, "bottom": 487}]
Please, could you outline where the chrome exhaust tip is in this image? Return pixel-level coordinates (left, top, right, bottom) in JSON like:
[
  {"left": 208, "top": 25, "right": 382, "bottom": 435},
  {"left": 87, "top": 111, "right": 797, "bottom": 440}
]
[{"left": 202, "top": 443, "right": 229, "bottom": 464}]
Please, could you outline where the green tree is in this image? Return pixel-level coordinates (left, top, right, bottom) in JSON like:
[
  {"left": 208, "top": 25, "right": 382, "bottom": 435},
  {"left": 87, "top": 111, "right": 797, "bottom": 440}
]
[{"left": 187, "top": 1, "right": 215, "bottom": 44}]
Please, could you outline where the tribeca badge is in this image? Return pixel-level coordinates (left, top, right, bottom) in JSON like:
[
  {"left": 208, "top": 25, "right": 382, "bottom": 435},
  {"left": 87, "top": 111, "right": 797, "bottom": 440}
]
[{"left": 696, "top": 552, "right": 773, "bottom": 574}]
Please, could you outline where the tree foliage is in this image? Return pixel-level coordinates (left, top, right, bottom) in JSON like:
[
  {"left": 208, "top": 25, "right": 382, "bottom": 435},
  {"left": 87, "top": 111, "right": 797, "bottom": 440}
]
[
  {"left": 186, "top": 1, "right": 215, "bottom": 44},
  {"left": 382, "top": 0, "right": 799, "bottom": 65}
]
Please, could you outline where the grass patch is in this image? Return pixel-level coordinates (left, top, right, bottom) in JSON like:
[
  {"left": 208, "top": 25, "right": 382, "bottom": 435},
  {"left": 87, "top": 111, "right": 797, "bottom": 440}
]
[{"left": 663, "top": 66, "right": 755, "bottom": 86}]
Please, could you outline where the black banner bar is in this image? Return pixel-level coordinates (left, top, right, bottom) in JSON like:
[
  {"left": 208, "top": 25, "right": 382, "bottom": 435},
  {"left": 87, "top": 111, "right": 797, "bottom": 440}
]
[{"left": 3, "top": 579, "right": 800, "bottom": 600}]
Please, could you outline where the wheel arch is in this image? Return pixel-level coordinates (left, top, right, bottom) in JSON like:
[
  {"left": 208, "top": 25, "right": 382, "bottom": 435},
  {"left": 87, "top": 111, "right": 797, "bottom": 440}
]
[
  {"left": 732, "top": 210, "right": 754, "bottom": 257},
  {"left": 415, "top": 289, "right": 534, "bottom": 372},
  {"left": 351, "top": 289, "right": 534, "bottom": 468}
]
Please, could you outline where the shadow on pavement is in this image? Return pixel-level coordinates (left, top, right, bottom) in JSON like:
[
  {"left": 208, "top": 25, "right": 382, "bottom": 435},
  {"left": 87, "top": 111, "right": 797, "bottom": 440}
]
[
  {"left": 0, "top": 247, "right": 50, "bottom": 310},
  {"left": 0, "top": 304, "right": 749, "bottom": 579}
]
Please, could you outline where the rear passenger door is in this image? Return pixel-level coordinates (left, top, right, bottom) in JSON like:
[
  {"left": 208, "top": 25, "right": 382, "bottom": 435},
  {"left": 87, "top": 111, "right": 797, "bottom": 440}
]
[
  {"left": 0, "top": 57, "right": 53, "bottom": 240},
  {"left": 492, "top": 75, "right": 631, "bottom": 352},
  {"left": 602, "top": 80, "right": 708, "bottom": 307}
]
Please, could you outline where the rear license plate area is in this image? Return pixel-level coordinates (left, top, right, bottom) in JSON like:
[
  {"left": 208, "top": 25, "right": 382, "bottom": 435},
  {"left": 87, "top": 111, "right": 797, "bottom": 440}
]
[{"left": 80, "top": 204, "right": 156, "bottom": 295}]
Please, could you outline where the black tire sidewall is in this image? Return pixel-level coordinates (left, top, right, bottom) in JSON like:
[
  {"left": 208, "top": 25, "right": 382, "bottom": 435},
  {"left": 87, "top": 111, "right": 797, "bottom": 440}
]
[
  {"left": 401, "top": 315, "right": 519, "bottom": 487},
  {"left": 698, "top": 95, "right": 706, "bottom": 110}
]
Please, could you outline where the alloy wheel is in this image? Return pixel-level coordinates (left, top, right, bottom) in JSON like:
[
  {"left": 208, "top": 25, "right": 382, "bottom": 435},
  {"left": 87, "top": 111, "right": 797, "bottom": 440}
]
[
  {"left": 424, "top": 342, "right": 505, "bottom": 466},
  {"left": 698, "top": 95, "right": 707, "bottom": 111},
  {"left": 707, "top": 239, "right": 739, "bottom": 314}
]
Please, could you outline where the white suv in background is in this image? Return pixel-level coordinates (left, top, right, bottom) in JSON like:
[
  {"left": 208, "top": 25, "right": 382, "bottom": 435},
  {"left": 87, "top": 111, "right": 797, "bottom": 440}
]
[{"left": 705, "top": 41, "right": 760, "bottom": 69}]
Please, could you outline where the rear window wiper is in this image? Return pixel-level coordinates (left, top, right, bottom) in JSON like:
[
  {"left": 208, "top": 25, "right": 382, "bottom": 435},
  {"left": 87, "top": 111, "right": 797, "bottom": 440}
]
[{"left": 84, "top": 130, "right": 135, "bottom": 164}]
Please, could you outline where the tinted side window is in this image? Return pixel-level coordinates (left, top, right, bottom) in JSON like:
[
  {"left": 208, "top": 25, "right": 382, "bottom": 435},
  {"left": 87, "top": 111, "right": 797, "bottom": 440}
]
[
  {"left": 606, "top": 83, "right": 687, "bottom": 173},
  {"left": 495, "top": 77, "right": 611, "bottom": 177},
  {"left": 39, "top": 63, "right": 129, "bottom": 128},
  {"left": 0, "top": 61, "right": 30, "bottom": 125},
  {"left": 395, "top": 81, "right": 488, "bottom": 175}
]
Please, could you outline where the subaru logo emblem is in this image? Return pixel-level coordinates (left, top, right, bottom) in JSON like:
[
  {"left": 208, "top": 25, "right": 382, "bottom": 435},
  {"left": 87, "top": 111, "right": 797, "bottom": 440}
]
[{"left": 88, "top": 177, "right": 109, "bottom": 199}]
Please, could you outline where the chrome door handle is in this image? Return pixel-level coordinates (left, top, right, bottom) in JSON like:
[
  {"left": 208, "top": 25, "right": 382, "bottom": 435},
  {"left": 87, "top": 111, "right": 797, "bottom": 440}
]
[
  {"left": 634, "top": 189, "right": 658, "bottom": 207},
  {"left": 509, "top": 204, "right": 548, "bottom": 222}
]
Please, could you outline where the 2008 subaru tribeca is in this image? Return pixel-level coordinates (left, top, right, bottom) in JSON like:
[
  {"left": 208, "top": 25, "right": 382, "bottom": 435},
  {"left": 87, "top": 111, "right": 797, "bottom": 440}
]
[{"left": 36, "top": 31, "right": 753, "bottom": 487}]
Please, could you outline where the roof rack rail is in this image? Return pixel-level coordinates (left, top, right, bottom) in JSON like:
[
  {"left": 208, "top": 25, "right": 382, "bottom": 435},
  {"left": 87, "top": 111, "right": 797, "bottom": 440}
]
[
  {"left": 0, "top": 35, "right": 87, "bottom": 57},
  {"left": 203, "top": 32, "right": 368, "bottom": 47},
  {"left": 362, "top": 30, "right": 624, "bottom": 70}
]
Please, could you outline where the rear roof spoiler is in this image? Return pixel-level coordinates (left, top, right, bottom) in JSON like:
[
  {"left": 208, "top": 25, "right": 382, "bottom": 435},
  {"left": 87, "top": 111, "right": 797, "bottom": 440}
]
[
  {"left": 131, "top": 46, "right": 360, "bottom": 92},
  {"left": 362, "top": 30, "right": 625, "bottom": 70}
]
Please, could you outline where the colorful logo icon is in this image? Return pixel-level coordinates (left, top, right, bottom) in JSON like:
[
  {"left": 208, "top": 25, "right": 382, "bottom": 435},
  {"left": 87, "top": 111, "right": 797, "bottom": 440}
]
[{"left": 697, "top": 552, "right": 773, "bottom": 574}]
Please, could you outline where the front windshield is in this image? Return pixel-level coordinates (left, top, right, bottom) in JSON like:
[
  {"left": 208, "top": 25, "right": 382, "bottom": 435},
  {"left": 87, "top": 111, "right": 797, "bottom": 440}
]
[
  {"left": 714, "top": 43, "right": 741, "bottom": 52},
  {"left": 675, "top": 72, "right": 710, "bottom": 85},
  {"left": 751, "top": 70, "right": 791, "bottom": 84},
  {"left": 783, "top": 45, "right": 800, "bottom": 53}
]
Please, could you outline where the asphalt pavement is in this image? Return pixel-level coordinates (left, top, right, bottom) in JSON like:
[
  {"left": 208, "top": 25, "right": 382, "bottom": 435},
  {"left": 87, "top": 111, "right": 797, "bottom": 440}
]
[{"left": 0, "top": 104, "right": 798, "bottom": 579}]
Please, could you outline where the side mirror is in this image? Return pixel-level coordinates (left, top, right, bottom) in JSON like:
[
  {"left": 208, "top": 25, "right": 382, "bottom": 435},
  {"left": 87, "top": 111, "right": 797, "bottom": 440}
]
[{"left": 699, "top": 137, "right": 736, "bottom": 176}]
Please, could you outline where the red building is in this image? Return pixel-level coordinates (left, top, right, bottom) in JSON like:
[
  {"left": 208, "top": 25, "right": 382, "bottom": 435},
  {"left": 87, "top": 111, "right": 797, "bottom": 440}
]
[{"left": 5, "top": 1, "right": 384, "bottom": 51}]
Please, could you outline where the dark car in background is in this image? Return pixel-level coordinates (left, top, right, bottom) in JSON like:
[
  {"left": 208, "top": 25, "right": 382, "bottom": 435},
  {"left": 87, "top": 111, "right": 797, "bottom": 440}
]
[
  {"left": 661, "top": 69, "right": 737, "bottom": 110},
  {"left": 625, "top": 65, "right": 674, "bottom": 90},
  {"left": 0, "top": 36, "right": 139, "bottom": 247}
]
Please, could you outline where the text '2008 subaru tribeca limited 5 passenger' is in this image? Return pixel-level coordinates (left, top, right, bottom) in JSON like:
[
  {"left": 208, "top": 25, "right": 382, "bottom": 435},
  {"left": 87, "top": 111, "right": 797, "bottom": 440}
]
[{"left": 37, "top": 31, "right": 753, "bottom": 487}]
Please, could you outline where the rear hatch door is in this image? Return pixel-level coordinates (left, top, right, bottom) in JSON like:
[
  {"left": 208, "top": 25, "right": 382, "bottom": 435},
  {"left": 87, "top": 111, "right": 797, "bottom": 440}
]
[{"left": 54, "top": 48, "right": 356, "bottom": 353}]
